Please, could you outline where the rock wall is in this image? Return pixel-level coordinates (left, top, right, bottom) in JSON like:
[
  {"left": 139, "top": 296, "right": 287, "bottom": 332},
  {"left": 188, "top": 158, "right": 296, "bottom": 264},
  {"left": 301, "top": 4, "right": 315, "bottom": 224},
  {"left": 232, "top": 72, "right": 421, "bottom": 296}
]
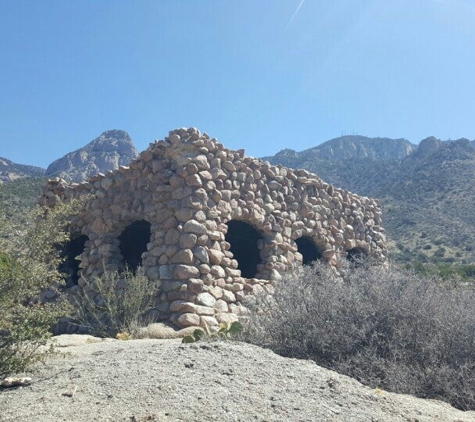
[{"left": 39, "top": 127, "right": 387, "bottom": 330}]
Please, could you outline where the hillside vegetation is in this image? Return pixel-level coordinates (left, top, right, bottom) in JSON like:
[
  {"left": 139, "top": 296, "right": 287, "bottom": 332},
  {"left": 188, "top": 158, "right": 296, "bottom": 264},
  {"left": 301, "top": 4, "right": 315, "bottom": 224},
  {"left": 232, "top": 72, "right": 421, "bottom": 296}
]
[{"left": 0, "top": 177, "right": 46, "bottom": 222}]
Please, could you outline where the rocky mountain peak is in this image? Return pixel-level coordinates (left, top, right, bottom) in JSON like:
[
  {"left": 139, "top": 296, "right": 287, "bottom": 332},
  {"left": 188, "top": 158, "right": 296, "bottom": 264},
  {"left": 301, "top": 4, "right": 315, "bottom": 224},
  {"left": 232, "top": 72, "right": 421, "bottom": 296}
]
[
  {"left": 87, "top": 130, "right": 134, "bottom": 153},
  {"left": 45, "top": 130, "right": 138, "bottom": 182},
  {"left": 413, "top": 137, "right": 474, "bottom": 161},
  {"left": 414, "top": 136, "right": 443, "bottom": 157}
]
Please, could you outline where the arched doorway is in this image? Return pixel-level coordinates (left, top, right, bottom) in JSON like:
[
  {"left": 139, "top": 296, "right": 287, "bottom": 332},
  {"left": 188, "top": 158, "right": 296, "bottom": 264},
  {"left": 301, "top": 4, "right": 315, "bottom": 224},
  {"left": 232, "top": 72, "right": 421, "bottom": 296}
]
[
  {"left": 295, "top": 236, "right": 322, "bottom": 265},
  {"left": 62, "top": 234, "right": 89, "bottom": 285},
  {"left": 118, "top": 220, "right": 151, "bottom": 272},
  {"left": 225, "top": 220, "right": 262, "bottom": 278}
]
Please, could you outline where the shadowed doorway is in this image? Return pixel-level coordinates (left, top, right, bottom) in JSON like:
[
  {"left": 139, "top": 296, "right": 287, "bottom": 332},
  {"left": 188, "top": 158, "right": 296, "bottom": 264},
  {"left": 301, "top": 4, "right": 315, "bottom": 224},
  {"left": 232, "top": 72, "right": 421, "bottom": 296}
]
[
  {"left": 296, "top": 236, "right": 322, "bottom": 265},
  {"left": 118, "top": 220, "right": 151, "bottom": 272},
  {"left": 225, "top": 220, "right": 262, "bottom": 278},
  {"left": 62, "top": 234, "right": 89, "bottom": 286}
]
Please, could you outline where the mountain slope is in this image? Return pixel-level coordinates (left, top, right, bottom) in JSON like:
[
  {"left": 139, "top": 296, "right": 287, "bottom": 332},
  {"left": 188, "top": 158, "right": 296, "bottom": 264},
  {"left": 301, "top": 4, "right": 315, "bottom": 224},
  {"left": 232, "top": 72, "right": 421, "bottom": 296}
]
[
  {"left": 0, "top": 177, "right": 46, "bottom": 225},
  {"left": 45, "top": 130, "right": 138, "bottom": 182},
  {"left": 377, "top": 138, "right": 475, "bottom": 262},
  {"left": 0, "top": 157, "right": 45, "bottom": 183},
  {"left": 267, "top": 136, "right": 475, "bottom": 264}
]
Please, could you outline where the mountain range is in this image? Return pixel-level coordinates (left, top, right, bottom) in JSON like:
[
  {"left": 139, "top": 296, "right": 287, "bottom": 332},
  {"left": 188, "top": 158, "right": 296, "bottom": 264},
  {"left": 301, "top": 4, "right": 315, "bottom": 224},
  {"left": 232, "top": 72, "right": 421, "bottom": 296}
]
[
  {"left": 0, "top": 157, "right": 45, "bottom": 183},
  {"left": 0, "top": 130, "right": 138, "bottom": 183},
  {"left": 266, "top": 135, "right": 475, "bottom": 264},
  {"left": 1, "top": 131, "right": 474, "bottom": 264}
]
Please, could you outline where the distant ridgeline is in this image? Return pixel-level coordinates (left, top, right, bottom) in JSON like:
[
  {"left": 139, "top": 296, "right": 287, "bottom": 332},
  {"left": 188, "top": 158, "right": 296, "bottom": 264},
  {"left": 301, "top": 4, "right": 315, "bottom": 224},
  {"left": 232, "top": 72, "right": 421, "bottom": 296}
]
[{"left": 0, "top": 156, "right": 45, "bottom": 183}]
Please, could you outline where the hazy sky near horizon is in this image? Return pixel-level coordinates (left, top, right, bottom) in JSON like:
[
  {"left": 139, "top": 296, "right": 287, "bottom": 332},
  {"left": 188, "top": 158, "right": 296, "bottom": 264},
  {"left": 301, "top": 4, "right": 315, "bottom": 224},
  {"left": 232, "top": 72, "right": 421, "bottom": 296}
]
[{"left": 2, "top": 0, "right": 475, "bottom": 167}]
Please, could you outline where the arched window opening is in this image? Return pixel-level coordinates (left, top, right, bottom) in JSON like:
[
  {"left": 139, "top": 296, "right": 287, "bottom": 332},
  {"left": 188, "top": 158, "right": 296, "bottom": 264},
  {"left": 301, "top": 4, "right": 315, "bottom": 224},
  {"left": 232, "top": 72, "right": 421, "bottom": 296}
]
[
  {"left": 296, "top": 236, "right": 322, "bottom": 265},
  {"left": 62, "top": 235, "right": 89, "bottom": 286},
  {"left": 118, "top": 220, "right": 151, "bottom": 272},
  {"left": 225, "top": 220, "right": 262, "bottom": 278},
  {"left": 346, "top": 247, "right": 368, "bottom": 267}
]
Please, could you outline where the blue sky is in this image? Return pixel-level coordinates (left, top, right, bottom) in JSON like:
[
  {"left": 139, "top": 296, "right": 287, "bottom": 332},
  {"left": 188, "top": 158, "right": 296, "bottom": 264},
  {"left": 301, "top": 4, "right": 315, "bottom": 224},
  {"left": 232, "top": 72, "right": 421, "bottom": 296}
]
[{"left": 2, "top": 0, "right": 475, "bottom": 168}]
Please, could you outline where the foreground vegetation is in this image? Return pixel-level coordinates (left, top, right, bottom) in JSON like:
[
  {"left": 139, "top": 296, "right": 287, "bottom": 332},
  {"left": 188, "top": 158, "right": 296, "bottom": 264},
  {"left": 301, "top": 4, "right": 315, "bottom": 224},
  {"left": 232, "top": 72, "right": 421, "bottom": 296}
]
[
  {"left": 0, "top": 177, "right": 46, "bottom": 222},
  {"left": 0, "top": 204, "right": 75, "bottom": 377},
  {"left": 72, "top": 267, "right": 159, "bottom": 338},
  {"left": 242, "top": 261, "right": 475, "bottom": 411}
]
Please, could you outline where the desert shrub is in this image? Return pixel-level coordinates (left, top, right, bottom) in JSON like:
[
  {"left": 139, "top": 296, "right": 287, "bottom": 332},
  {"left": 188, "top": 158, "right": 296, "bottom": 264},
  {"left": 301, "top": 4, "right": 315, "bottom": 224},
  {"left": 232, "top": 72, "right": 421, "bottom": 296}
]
[
  {"left": 406, "top": 261, "right": 475, "bottom": 282},
  {"left": 0, "top": 204, "right": 77, "bottom": 377},
  {"left": 0, "top": 177, "right": 46, "bottom": 223},
  {"left": 0, "top": 251, "right": 12, "bottom": 275},
  {"left": 72, "top": 267, "right": 159, "bottom": 338},
  {"left": 242, "top": 261, "right": 475, "bottom": 411}
]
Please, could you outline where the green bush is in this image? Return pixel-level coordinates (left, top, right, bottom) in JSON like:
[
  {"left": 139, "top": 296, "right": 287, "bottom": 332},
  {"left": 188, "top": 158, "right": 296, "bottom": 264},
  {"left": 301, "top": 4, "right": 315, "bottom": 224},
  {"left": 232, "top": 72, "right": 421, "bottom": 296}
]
[
  {"left": 406, "top": 261, "right": 475, "bottom": 282},
  {"left": 433, "top": 247, "right": 446, "bottom": 258},
  {"left": 0, "top": 203, "right": 77, "bottom": 377},
  {"left": 243, "top": 262, "right": 475, "bottom": 411},
  {"left": 72, "top": 267, "right": 159, "bottom": 338},
  {"left": 0, "top": 251, "right": 12, "bottom": 275}
]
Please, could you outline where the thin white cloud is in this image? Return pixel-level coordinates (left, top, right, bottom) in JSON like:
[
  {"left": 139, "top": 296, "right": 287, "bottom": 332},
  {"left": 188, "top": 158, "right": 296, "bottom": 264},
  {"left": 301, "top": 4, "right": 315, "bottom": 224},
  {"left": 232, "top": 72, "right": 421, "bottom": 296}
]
[
  {"left": 286, "top": 0, "right": 306, "bottom": 29},
  {"left": 431, "top": 0, "right": 475, "bottom": 11}
]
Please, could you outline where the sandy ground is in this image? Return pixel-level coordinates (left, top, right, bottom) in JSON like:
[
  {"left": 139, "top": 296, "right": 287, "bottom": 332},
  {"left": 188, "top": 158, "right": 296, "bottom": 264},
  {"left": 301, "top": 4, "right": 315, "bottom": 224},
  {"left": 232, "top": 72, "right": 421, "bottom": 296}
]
[{"left": 1, "top": 335, "right": 475, "bottom": 422}]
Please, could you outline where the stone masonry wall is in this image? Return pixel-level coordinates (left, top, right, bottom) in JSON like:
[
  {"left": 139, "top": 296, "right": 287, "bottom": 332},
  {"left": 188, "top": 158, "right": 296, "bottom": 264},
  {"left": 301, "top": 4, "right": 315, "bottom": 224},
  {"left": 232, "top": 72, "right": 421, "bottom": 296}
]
[{"left": 39, "top": 127, "right": 387, "bottom": 330}]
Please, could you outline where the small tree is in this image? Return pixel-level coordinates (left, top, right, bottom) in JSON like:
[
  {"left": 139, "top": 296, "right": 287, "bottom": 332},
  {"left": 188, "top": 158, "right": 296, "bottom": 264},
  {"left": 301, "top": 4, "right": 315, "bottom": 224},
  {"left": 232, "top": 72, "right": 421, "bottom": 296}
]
[{"left": 0, "top": 202, "right": 78, "bottom": 377}]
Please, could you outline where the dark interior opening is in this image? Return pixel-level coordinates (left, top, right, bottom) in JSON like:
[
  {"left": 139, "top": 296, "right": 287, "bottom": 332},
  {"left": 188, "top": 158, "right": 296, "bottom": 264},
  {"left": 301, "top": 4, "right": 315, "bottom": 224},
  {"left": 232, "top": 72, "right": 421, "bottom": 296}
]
[
  {"left": 62, "top": 235, "right": 89, "bottom": 285},
  {"left": 225, "top": 220, "right": 262, "bottom": 278},
  {"left": 346, "top": 247, "right": 368, "bottom": 266},
  {"left": 118, "top": 220, "right": 151, "bottom": 272},
  {"left": 296, "top": 236, "right": 322, "bottom": 265}
]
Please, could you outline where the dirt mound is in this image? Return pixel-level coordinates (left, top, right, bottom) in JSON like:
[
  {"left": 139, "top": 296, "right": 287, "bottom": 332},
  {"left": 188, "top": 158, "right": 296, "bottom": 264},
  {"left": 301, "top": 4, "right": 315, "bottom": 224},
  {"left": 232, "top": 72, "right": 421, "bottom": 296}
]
[{"left": 1, "top": 335, "right": 474, "bottom": 421}]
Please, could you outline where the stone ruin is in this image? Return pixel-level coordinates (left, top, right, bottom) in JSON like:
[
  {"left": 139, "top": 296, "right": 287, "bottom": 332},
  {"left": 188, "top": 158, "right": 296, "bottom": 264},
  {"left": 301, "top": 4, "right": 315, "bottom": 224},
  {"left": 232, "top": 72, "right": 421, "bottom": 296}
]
[{"left": 39, "top": 127, "right": 387, "bottom": 330}]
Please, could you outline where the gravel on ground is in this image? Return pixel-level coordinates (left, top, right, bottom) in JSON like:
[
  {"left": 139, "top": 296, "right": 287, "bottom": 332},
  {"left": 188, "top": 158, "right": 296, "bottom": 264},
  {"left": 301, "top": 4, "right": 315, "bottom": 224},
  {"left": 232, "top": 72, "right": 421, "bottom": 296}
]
[{"left": 1, "top": 335, "right": 474, "bottom": 422}]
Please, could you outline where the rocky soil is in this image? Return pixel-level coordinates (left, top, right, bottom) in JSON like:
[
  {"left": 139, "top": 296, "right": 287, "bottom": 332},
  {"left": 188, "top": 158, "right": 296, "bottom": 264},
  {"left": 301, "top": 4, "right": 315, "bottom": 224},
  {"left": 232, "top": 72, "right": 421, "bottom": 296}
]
[{"left": 1, "top": 335, "right": 474, "bottom": 422}]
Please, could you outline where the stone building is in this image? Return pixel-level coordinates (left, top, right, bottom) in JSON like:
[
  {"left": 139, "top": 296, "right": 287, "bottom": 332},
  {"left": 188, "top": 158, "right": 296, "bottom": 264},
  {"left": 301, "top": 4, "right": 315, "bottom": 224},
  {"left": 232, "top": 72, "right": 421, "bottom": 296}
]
[{"left": 40, "top": 127, "right": 387, "bottom": 329}]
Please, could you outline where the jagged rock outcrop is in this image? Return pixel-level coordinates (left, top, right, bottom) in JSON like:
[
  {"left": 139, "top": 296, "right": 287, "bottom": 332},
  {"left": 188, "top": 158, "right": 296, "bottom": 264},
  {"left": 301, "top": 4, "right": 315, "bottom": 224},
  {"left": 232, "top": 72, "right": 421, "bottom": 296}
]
[
  {"left": 0, "top": 157, "right": 45, "bottom": 183},
  {"left": 414, "top": 137, "right": 474, "bottom": 161},
  {"left": 413, "top": 136, "right": 444, "bottom": 158},
  {"left": 45, "top": 130, "right": 138, "bottom": 182}
]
